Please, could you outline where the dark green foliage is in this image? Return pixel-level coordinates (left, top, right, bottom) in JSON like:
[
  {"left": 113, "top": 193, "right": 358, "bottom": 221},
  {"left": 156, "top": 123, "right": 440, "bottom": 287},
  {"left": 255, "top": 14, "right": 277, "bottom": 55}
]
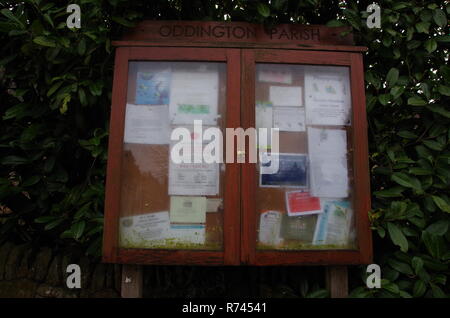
[{"left": 0, "top": 0, "right": 449, "bottom": 297}]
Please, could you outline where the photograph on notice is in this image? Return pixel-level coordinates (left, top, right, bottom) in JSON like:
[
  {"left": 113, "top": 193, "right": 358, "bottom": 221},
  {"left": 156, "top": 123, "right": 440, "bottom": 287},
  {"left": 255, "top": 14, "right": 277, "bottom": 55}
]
[{"left": 260, "top": 153, "right": 308, "bottom": 188}]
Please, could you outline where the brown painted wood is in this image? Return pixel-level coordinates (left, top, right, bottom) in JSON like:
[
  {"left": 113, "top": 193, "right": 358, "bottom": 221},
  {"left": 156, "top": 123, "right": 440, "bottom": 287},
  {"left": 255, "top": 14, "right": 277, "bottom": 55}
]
[
  {"left": 104, "top": 22, "right": 372, "bottom": 267},
  {"left": 103, "top": 47, "right": 241, "bottom": 265},
  {"left": 224, "top": 49, "right": 242, "bottom": 265},
  {"left": 350, "top": 53, "right": 373, "bottom": 264},
  {"left": 240, "top": 49, "right": 372, "bottom": 266},
  {"left": 112, "top": 40, "right": 367, "bottom": 52},
  {"left": 240, "top": 49, "right": 256, "bottom": 265},
  {"left": 121, "top": 21, "right": 355, "bottom": 46},
  {"left": 121, "top": 264, "right": 143, "bottom": 298},
  {"left": 326, "top": 266, "right": 348, "bottom": 298},
  {"left": 117, "top": 249, "right": 223, "bottom": 265},
  {"left": 103, "top": 47, "right": 129, "bottom": 264}
]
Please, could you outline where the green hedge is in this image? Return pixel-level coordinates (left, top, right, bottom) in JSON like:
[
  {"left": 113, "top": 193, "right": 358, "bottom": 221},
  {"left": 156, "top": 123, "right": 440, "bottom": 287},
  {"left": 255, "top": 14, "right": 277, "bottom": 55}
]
[{"left": 0, "top": 0, "right": 449, "bottom": 298}]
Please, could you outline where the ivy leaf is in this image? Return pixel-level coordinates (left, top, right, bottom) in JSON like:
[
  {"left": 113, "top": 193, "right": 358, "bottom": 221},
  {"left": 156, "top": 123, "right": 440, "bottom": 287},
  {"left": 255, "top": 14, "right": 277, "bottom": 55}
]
[
  {"left": 387, "top": 258, "right": 413, "bottom": 275},
  {"left": 71, "top": 221, "right": 86, "bottom": 240},
  {"left": 256, "top": 3, "right": 270, "bottom": 17},
  {"left": 374, "top": 187, "right": 404, "bottom": 198},
  {"left": 431, "top": 195, "right": 450, "bottom": 213},
  {"left": 438, "top": 85, "right": 450, "bottom": 96},
  {"left": 424, "top": 39, "right": 437, "bottom": 53},
  {"left": 416, "top": 22, "right": 430, "bottom": 33},
  {"left": 412, "top": 257, "right": 424, "bottom": 274},
  {"left": 391, "top": 172, "right": 422, "bottom": 191},
  {"left": 428, "top": 105, "right": 450, "bottom": 118},
  {"left": 387, "top": 222, "right": 409, "bottom": 252},
  {"left": 413, "top": 280, "right": 427, "bottom": 297},
  {"left": 386, "top": 68, "right": 399, "bottom": 88},
  {"left": 432, "top": 9, "right": 447, "bottom": 27},
  {"left": 33, "top": 36, "right": 56, "bottom": 47},
  {"left": 425, "top": 220, "right": 449, "bottom": 236},
  {"left": 407, "top": 97, "right": 427, "bottom": 106},
  {"left": 1, "top": 8, "right": 25, "bottom": 29}
]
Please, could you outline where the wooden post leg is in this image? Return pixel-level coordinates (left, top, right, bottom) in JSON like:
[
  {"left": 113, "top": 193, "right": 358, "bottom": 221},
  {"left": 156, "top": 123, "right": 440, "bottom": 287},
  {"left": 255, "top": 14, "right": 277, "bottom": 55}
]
[
  {"left": 326, "top": 266, "right": 348, "bottom": 298},
  {"left": 121, "top": 264, "right": 143, "bottom": 298}
]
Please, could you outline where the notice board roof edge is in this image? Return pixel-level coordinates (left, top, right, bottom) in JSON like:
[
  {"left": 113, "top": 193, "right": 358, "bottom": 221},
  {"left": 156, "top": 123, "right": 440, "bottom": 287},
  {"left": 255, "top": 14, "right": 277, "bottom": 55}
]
[
  {"left": 113, "top": 21, "right": 367, "bottom": 52},
  {"left": 111, "top": 40, "right": 367, "bottom": 52}
]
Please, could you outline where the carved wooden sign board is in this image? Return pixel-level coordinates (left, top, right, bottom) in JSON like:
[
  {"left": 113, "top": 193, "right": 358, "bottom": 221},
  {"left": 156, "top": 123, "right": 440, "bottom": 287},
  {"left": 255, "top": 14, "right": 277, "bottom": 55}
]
[{"left": 103, "top": 21, "right": 372, "bottom": 266}]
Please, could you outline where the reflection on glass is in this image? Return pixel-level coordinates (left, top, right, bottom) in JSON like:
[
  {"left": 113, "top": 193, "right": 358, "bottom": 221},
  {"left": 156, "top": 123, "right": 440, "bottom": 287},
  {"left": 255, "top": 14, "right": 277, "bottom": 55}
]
[
  {"left": 255, "top": 63, "right": 356, "bottom": 250},
  {"left": 118, "top": 62, "right": 226, "bottom": 250}
]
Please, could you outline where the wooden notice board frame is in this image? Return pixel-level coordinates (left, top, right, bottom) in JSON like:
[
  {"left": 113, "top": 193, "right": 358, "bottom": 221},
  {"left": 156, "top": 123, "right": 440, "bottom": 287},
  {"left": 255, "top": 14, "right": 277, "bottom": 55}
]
[{"left": 103, "top": 21, "right": 372, "bottom": 266}]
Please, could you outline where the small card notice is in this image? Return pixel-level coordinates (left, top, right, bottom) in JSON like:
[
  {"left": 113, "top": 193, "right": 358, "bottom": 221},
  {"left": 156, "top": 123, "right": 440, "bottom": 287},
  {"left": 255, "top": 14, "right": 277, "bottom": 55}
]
[
  {"left": 308, "top": 127, "right": 349, "bottom": 198},
  {"left": 313, "top": 200, "right": 352, "bottom": 246},
  {"left": 260, "top": 153, "right": 308, "bottom": 188},
  {"left": 169, "top": 67, "right": 219, "bottom": 125},
  {"left": 269, "top": 86, "right": 303, "bottom": 107},
  {"left": 285, "top": 190, "right": 321, "bottom": 216},
  {"left": 119, "top": 211, "right": 170, "bottom": 247},
  {"left": 168, "top": 127, "right": 220, "bottom": 196},
  {"left": 170, "top": 196, "right": 206, "bottom": 224},
  {"left": 169, "top": 224, "right": 205, "bottom": 245},
  {"left": 304, "top": 66, "right": 351, "bottom": 126},
  {"left": 123, "top": 103, "right": 169, "bottom": 144},
  {"left": 273, "top": 106, "right": 305, "bottom": 132},
  {"left": 258, "top": 67, "right": 292, "bottom": 84},
  {"left": 258, "top": 211, "right": 283, "bottom": 246},
  {"left": 280, "top": 214, "right": 318, "bottom": 242},
  {"left": 135, "top": 69, "right": 171, "bottom": 105}
]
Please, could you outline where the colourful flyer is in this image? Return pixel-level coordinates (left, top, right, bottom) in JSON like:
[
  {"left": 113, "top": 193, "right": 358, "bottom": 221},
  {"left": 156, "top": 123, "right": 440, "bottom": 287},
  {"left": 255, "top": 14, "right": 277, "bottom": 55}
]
[{"left": 285, "top": 190, "right": 321, "bottom": 216}]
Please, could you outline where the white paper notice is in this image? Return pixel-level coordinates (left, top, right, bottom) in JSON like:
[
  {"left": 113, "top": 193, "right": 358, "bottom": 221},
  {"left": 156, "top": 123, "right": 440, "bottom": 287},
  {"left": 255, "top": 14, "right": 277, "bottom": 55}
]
[
  {"left": 169, "top": 224, "right": 205, "bottom": 245},
  {"left": 256, "top": 102, "right": 273, "bottom": 130},
  {"left": 258, "top": 211, "right": 283, "bottom": 246},
  {"left": 123, "top": 104, "right": 169, "bottom": 144},
  {"left": 169, "top": 162, "right": 219, "bottom": 196},
  {"left": 258, "top": 68, "right": 292, "bottom": 84},
  {"left": 168, "top": 126, "right": 220, "bottom": 196},
  {"left": 269, "top": 86, "right": 303, "bottom": 107},
  {"left": 304, "top": 66, "right": 351, "bottom": 125},
  {"left": 256, "top": 102, "right": 273, "bottom": 149},
  {"left": 308, "top": 127, "right": 349, "bottom": 198},
  {"left": 119, "top": 211, "right": 170, "bottom": 247},
  {"left": 273, "top": 107, "right": 305, "bottom": 132},
  {"left": 313, "top": 200, "right": 352, "bottom": 246},
  {"left": 169, "top": 68, "right": 219, "bottom": 125}
]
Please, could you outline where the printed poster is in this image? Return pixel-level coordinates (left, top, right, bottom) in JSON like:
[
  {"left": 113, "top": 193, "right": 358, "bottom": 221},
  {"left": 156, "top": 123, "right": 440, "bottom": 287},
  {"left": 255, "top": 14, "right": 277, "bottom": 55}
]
[
  {"left": 123, "top": 103, "right": 170, "bottom": 144},
  {"left": 308, "top": 127, "right": 349, "bottom": 198},
  {"left": 169, "top": 224, "right": 205, "bottom": 245},
  {"left": 168, "top": 126, "right": 220, "bottom": 196},
  {"left": 169, "top": 66, "right": 219, "bottom": 125},
  {"left": 280, "top": 214, "right": 318, "bottom": 242},
  {"left": 258, "top": 211, "right": 283, "bottom": 246},
  {"left": 169, "top": 196, "right": 207, "bottom": 223},
  {"left": 119, "top": 211, "right": 170, "bottom": 247},
  {"left": 285, "top": 190, "right": 321, "bottom": 216},
  {"left": 260, "top": 153, "right": 308, "bottom": 188},
  {"left": 269, "top": 86, "right": 303, "bottom": 107},
  {"left": 135, "top": 69, "right": 171, "bottom": 105},
  {"left": 258, "top": 66, "right": 292, "bottom": 84},
  {"left": 313, "top": 200, "right": 353, "bottom": 246},
  {"left": 273, "top": 106, "right": 305, "bottom": 132},
  {"left": 304, "top": 66, "right": 351, "bottom": 125}
]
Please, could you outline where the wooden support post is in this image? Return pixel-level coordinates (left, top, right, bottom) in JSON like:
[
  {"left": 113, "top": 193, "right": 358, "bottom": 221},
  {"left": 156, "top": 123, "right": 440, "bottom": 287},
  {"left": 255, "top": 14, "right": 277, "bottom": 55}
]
[
  {"left": 326, "top": 266, "right": 348, "bottom": 298},
  {"left": 121, "top": 264, "right": 143, "bottom": 298}
]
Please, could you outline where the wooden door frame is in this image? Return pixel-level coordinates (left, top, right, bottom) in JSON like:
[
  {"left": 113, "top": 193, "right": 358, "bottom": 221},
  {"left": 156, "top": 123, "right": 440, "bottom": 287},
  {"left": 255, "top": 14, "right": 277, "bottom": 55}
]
[
  {"left": 240, "top": 49, "right": 372, "bottom": 265},
  {"left": 103, "top": 47, "right": 241, "bottom": 265}
]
